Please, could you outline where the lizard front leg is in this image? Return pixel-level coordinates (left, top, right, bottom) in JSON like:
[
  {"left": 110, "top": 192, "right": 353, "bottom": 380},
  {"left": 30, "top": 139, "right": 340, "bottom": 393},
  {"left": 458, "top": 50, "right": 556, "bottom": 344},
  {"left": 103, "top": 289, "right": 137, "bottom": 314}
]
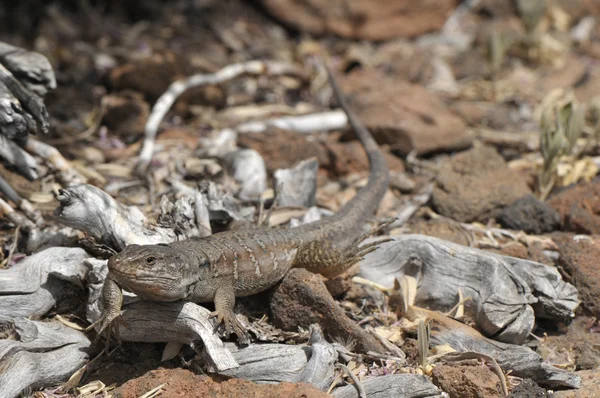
[
  {"left": 209, "top": 285, "right": 250, "bottom": 344},
  {"left": 87, "top": 275, "right": 125, "bottom": 344}
]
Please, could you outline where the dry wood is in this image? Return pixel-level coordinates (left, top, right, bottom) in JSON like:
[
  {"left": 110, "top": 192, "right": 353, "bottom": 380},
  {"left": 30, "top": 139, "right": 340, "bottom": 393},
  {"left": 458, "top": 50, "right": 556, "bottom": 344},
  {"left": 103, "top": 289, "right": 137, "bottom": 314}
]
[
  {"left": 235, "top": 110, "right": 347, "bottom": 134},
  {"left": 102, "top": 300, "right": 239, "bottom": 372},
  {"left": 0, "top": 247, "right": 91, "bottom": 320},
  {"left": 360, "top": 235, "right": 578, "bottom": 345},
  {"left": 0, "top": 133, "right": 39, "bottom": 180},
  {"left": 25, "top": 138, "right": 86, "bottom": 185},
  {"left": 222, "top": 148, "right": 267, "bottom": 200},
  {"left": 137, "top": 60, "right": 299, "bottom": 175},
  {"left": 220, "top": 324, "right": 336, "bottom": 389},
  {"left": 408, "top": 307, "right": 580, "bottom": 389},
  {"left": 274, "top": 158, "right": 318, "bottom": 207},
  {"left": 0, "top": 319, "right": 90, "bottom": 398},
  {"left": 54, "top": 184, "right": 177, "bottom": 250},
  {"left": 0, "top": 42, "right": 56, "bottom": 97},
  {"left": 333, "top": 374, "right": 445, "bottom": 398}
]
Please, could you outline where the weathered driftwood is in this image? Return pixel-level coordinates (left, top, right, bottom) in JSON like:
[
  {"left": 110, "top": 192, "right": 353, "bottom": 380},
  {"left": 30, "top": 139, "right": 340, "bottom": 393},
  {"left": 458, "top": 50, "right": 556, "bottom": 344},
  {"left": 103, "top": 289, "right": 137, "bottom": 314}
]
[
  {"left": 235, "top": 110, "right": 348, "bottom": 134},
  {"left": 54, "top": 184, "right": 177, "bottom": 250},
  {"left": 0, "top": 132, "right": 39, "bottom": 180},
  {"left": 360, "top": 235, "right": 578, "bottom": 345},
  {"left": 25, "top": 138, "right": 86, "bottom": 186},
  {"left": 411, "top": 307, "right": 580, "bottom": 389},
  {"left": 137, "top": 60, "right": 299, "bottom": 175},
  {"left": 157, "top": 195, "right": 207, "bottom": 239},
  {"left": 333, "top": 374, "right": 445, "bottom": 398},
  {"left": 274, "top": 158, "right": 318, "bottom": 208},
  {"left": 0, "top": 42, "right": 56, "bottom": 98},
  {"left": 0, "top": 319, "right": 90, "bottom": 398},
  {"left": 108, "top": 301, "right": 239, "bottom": 372},
  {"left": 0, "top": 247, "right": 91, "bottom": 320},
  {"left": 221, "top": 324, "right": 336, "bottom": 390},
  {"left": 0, "top": 41, "right": 55, "bottom": 139},
  {"left": 168, "top": 179, "right": 255, "bottom": 224},
  {"left": 222, "top": 148, "right": 267, "bottom": 200}
]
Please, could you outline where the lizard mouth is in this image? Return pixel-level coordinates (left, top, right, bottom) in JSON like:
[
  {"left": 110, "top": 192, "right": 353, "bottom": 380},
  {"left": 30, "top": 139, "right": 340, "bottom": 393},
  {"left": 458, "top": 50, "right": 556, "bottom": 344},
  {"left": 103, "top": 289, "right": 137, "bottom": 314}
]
[{"left": 111, "top": 268, "right": 178, "bottom": 283}]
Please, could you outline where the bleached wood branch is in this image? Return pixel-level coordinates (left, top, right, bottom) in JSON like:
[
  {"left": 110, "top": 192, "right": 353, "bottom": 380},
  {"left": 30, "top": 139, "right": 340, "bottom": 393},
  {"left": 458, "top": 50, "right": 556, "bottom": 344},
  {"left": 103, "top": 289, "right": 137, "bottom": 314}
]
[
  {"left": 236, "top": 110, "right": 347, "bottom": 134},
  {"left": 410, "top": 307, "right": 580, "bottom": 389},
  {"left": 0, "top": 247, "right": 91, "bottom": 320},
  {"left": 360, "top": 235, "right": 578, "bottom": 345},
  {"left": 0, "top": 132, "right": 39, "bottom": 180},
  {"left": 0, "top": 195, "right": 36, "bottom": 229},
  {"left": 0, "top": 319, "right": 90, "bottom": 398},
  {"left": 54, "top": 184, "right": 177, "bottom": 250},
  {"left": 25, "top": 138, "right": 86, "bottom": 185},
  {"left": 220, "top": 324, "right": 336, "bottom": 389},
  {"left": 136, "top": 60, "right": 299, "bottom": 175},
  {"left": 0, "top": 63, "right": 49, "bottom": 136},
  {"left": 390, "top": 183, "right": 433, "bottom": 228},
  {"left": 113, "top": 301, "right": 239, "bottom": 372},
  {"left": 333, "top": 374, "right": 445, "bottom": 398}
]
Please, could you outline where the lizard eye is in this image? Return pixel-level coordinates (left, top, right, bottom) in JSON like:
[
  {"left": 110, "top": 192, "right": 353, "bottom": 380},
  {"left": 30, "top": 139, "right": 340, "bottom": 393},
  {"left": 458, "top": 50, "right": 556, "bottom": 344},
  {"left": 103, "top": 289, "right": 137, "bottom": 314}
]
[{"left": 145, "top": 256, "right": 157, "bottom": 265}]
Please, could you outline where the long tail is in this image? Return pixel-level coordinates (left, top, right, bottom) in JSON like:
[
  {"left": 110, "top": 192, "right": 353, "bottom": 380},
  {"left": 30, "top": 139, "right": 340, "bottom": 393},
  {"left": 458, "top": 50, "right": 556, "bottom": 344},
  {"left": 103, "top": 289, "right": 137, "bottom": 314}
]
[{"left": 325, "top": 65, "right": 390, "bottom": 226}]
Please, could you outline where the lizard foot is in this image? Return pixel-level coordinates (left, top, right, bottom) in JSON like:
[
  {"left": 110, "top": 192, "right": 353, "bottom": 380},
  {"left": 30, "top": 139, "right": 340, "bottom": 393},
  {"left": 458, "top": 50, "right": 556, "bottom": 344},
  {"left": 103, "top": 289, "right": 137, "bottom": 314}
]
[
  {"left": 86, "top": 312, "right": 128, "bottom": 349},
  {"left": 209, "top": 310, "right": 250, "bottom": 345}
]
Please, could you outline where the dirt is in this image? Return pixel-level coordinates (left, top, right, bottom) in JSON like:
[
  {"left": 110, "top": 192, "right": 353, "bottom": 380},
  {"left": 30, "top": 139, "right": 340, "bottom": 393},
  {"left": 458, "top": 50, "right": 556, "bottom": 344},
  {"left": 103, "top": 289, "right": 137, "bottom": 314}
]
[
  {"left": 114, "top": 368, "right": 328, "bottom": 398},
  {"left": 550, "top": 368, "right": 600, "bottom": 398}
]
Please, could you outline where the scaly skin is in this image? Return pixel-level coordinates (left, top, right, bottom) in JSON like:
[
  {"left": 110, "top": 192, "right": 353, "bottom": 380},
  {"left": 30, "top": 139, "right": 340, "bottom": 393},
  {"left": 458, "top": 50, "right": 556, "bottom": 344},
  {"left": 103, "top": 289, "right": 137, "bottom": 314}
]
[{"left": 90, "top": 65, "right": 391, "bottom": 342}]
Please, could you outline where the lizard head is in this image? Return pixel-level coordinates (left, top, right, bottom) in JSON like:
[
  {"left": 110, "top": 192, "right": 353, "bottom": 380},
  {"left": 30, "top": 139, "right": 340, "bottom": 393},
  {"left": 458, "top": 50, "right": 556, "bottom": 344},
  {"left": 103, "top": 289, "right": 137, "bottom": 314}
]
[{"left": 107, "top": 243, "right": 200, "bottom": 302}]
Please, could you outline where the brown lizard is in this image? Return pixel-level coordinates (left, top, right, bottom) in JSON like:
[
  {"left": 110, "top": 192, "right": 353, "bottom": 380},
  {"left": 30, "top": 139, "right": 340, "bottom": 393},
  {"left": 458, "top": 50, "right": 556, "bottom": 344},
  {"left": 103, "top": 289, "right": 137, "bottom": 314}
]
[{"left": 89, "top": 64, "right": 391, "bottom": 341}]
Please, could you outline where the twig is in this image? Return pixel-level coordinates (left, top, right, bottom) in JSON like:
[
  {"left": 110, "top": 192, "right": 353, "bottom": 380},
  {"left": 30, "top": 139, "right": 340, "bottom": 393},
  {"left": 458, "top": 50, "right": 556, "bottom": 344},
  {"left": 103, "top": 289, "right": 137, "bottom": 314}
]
[
  {"left": 0, "top": 133, "right": 39, "bottom": 180},
  {"left": 137, "top": 384, "right": 165, "bottom": 398},
  {"left": 136, "top": 60, "right": 299, "bottom": 175},
  {"left": 236, "top": 110, "right": 347, "bottom": 134},
  {"left": 366, "top": 326, "right": 406, "bottom": 361},
  {"left": 25, "top": 138, "right": 86, "bottom": 185},
  {"left": 0, "top": 196, "right": 35, "bottom": 229},
  {"left": 336, "top": 363, "right": 366, "bottom": 398}
]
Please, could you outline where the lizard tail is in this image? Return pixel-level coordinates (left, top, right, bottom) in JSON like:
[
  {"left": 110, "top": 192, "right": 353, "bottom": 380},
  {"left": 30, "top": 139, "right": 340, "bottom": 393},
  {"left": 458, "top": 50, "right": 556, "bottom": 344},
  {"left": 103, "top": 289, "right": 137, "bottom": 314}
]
[{"left": 325, "top": 65, "right": 390, "bottom": 227}]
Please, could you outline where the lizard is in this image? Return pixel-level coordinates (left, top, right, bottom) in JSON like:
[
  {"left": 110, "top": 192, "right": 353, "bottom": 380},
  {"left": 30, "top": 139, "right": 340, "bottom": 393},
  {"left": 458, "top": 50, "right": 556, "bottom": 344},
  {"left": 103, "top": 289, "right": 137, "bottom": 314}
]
[{"left": 89, "top": 64, "right": 391, "bottom": 342}]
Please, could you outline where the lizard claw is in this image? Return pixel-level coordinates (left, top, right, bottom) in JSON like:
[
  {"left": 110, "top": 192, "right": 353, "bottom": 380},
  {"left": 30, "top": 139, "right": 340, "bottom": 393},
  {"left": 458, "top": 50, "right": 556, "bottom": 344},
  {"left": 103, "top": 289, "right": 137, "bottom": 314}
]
[
  {"left": 86, "top": 312, "right": 127, "bottom": 349},
  {"left": 209, "top": 310, "right": 250, "bottom": 345}
]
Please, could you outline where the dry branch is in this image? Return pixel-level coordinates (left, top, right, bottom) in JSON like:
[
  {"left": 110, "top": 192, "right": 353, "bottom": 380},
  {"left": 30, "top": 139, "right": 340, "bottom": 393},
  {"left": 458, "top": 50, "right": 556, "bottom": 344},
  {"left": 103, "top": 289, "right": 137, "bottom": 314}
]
[
  {"left": 221, "top": 324, "right": 336, "bottom": 389},
  {"left": 333, "top": 374, "right": 445, "bottom": 398},
  {"left": 0, "top": 247, "right": 91, "bottom": 320},
  {"left": 137, "top": 60, "right": 299, "bottom": 175},
  {"left": 0, "top": 319, "right": 90, "bottom": 398},
  {"left": 360, "top": 235, "right": 578, "bottom": 345},
  {"left": 410, "top": 307, "right": 580, "bottom": 389},
  {"left": 235, "top": 110, "right": 347, "bottom": 134},
  {"left": 54, "top": 184, "right": 177, "bottom": 250}
]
